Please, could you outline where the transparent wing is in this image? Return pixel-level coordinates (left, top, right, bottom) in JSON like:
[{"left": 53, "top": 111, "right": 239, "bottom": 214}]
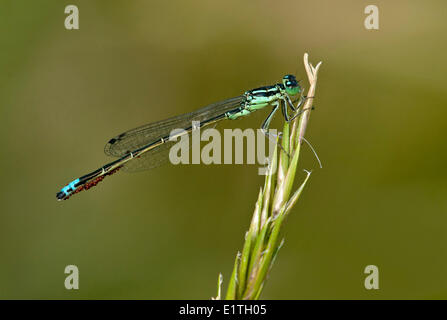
[
  {"left": 104, "top": 96, "right": 245, "bottom": 172},
  {"left": 121, "top": 140, "right": 176, "bottom": 172}
]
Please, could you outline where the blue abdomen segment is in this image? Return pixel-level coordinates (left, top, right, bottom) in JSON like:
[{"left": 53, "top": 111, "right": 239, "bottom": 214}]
[{"left": 57, "top": 178, "right": 80, "bottom": 200}]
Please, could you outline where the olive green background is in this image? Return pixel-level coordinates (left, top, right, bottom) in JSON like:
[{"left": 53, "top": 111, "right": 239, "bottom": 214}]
[{"left": 0, "top": 0, "right": 446, "bottom": 299}]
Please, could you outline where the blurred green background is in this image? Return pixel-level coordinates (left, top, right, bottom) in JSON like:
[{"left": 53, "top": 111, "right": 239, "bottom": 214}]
[{"left": 0, "top": 0, "right": 446, "bottom": 299}]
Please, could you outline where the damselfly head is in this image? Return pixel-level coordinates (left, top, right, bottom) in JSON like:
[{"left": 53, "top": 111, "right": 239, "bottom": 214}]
[{"left": 282, "top": 74, "right": 301, "bottom": 96}]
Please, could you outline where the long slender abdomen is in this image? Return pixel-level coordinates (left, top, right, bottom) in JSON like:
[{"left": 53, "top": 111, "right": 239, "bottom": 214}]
[{"left": 56, "top": 166, "right": 122, "bottom": 201}]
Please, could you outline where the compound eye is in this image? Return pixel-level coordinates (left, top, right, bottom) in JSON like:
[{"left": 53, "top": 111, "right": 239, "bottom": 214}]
[{"left": 286, "top": 79, "right": 298, "bottom": 88}]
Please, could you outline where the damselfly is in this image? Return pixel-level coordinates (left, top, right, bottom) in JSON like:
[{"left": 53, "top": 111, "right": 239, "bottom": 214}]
[{"left": 56, "top": 75, "right": 305, "bottom": 200}]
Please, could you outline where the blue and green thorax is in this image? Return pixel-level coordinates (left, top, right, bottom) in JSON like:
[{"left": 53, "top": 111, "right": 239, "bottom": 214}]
[{"left": 228, "top": 74, "right": 301, "bottom": 120}]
